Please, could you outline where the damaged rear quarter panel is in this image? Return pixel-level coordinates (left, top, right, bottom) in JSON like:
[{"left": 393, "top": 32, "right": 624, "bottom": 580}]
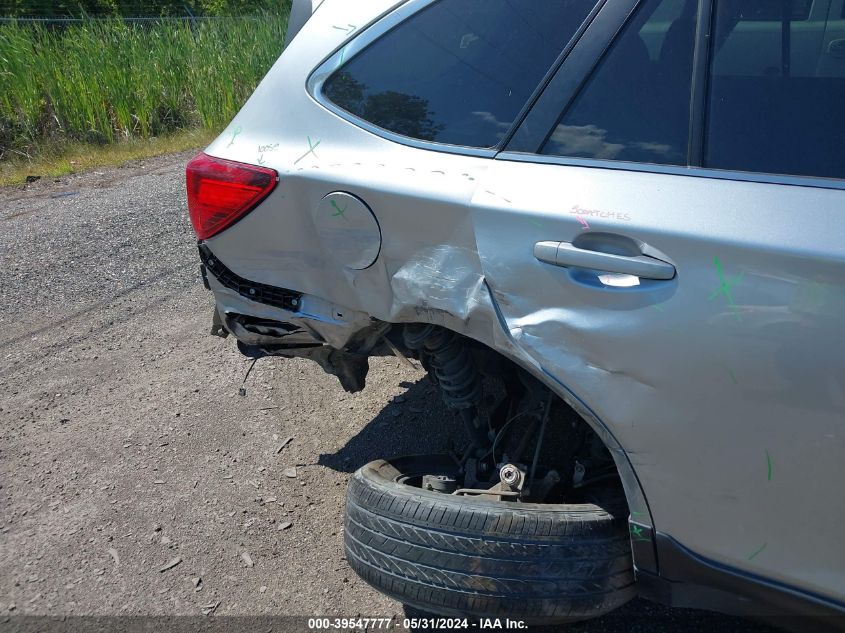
[
  {"left": 200, "top": 0, "right": 655, "bottom": 538},
  {"left": 195, "top": 0, "right": 845, "bottom": 607},
  {"left": 472, "top": 158, "right": 845, "bottom": 600}
]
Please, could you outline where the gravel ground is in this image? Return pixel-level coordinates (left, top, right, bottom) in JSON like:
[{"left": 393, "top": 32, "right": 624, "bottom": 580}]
[{"left": 0, "top": 152, "right": 778, "bottom": 633}]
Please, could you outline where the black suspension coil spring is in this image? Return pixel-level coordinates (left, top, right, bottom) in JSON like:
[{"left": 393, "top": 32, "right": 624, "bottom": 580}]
[{"left": 404, "top": 324, "right": 482, "bottom": 411}]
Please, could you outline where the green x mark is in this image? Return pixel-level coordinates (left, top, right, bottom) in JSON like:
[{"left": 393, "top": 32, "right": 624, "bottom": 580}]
[
  {"left": 330, "top": 200, "right": 348, "bottom": 220},
  {"left": 709, "top": 256, "right": 744, "bottom": 319},
  {"left": 227, "top": 126, "right": 242, "bottom": 148},
  {"left": 294, "top": 136, "right": 321, "bottom": 165},
  {"left": 630, "top": 524, "right": 650, "bottom": 542}
]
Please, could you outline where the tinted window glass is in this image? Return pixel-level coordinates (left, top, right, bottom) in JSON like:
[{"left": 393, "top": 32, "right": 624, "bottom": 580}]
[
  {"left": 542, "top": 0, "right": 698, "bottom": 165},
  {"left": 726, "top": 0, "right": 812, "bottom": 21},
  {"left": 705, "top": 0, "right": 845, "bottom": 180},
  {"left": 323, "top": 0, "right": 598, "bottom": 148}
]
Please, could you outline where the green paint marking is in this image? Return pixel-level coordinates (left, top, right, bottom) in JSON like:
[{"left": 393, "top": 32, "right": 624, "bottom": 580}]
[
  {"left": 709, "top": 256, "right": 744, "bottom": 320},
  {"left": 728, "top": 368, "right": 738, "bottom": 384},
  {"left": 294, "top": 136, "right": 321, "bottom": 165},
  {"left": 630, "top": 524, "right": 650, "bottom": 542},
  {"left": 330, "top": 200, "right": 348, "bottom": 219},
  {"left": 631, "top": 511, "right": 645, "bottom": 516},
  {"left": 748, "top": 542, "right": 767, "bottom": 560},
  {"left": 766, "top": 449, "right": 772, "bottom": 481},
  {"left": 335, "top": 46, "right": 348, "bottom": 69},
  {"left": 227, "top": 126, "right": 242, "bottom": 148},
  {"left": 651, "top": 303, "right": 665, "bottom": 313},
  {"left": 529, "top": 219, "right": 543, "bottom": 228}
]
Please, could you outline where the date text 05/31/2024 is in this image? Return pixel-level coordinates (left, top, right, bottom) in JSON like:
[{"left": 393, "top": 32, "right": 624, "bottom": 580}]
[{"left": 307, "top": 618, "right": 528, "bottom": 629}]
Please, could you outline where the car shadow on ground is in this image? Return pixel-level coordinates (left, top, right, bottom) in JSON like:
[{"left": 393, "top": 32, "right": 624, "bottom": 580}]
[
  {"left": 317, "top": 377, "right": 465, "bottom": 474},
  {"left": 319, "top": 376, "right": 779, "bottom": 633}
]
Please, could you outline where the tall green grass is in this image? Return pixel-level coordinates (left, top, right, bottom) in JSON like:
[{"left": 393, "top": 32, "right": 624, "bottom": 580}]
[{"left": 0, "top": 14, "right": 289, "bottom": 159}]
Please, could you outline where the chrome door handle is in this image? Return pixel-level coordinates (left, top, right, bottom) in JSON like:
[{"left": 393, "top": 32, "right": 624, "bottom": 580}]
[{"left": 534, "top": 241, "right": 676, "bottom": 280}]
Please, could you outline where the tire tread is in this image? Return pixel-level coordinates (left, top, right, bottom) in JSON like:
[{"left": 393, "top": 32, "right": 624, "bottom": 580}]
[{"left": 344, "top": 457, "right": 637, "bottom": 624}]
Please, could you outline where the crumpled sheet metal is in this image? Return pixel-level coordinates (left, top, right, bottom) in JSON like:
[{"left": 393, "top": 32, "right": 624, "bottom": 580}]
[
  {"left": 389, "top": 244, "right": 490, "bottom": 331},
  {"left": 482, "top": 282, "right": 655, "bottom": 527},
  {"left": 203, "top": 171, "right": 655, "bottom": 530},
  {"left": 206, "top": 274, "right": 372, "bottom": 351},
  {"left": 199, "top": 0, "right": 655, "bottom": 530},
  {"left": 208, "top": 251, "right": 654, "bottom": 529},
  {"left": 194, "top": 0, "right": 845, "bottom": 595}
]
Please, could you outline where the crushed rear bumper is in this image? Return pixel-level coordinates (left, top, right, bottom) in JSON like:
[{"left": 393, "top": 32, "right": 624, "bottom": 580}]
[{"left": 199, "top": 243, "right": 386, "bottom": 392}]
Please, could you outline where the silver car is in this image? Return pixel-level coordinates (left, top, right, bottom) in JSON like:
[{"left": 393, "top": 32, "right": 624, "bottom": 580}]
[{"left": 185, "top": 0, "right": 845, "bottom": 626}]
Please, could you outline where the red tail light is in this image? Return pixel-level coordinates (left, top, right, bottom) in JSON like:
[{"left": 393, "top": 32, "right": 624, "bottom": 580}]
[{"left": 186, "top": 153, "right": 277, "bottom": 240}]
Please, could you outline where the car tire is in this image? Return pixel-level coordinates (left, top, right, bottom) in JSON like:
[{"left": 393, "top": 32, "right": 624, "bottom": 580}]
[{"left": 344, "top": 454, "right": 637, "bottom": 624}]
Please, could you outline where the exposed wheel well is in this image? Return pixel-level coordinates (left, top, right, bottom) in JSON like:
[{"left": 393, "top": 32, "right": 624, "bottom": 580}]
[
  {"left": 378, "top": 323, "right": 627, "bottom": 507},
  {"left": 233, "top": 315, "right": 652, "bottom": 534}
]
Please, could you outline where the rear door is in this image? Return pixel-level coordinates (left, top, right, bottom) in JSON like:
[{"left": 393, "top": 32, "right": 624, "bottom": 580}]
[{"left": 473, "top": 0, "right": 845, "bottom": 602}]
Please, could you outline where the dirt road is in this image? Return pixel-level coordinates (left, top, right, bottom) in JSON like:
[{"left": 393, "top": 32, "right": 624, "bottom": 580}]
[{"left": 0, "top": 152, "right": 775, "bottom": 632}]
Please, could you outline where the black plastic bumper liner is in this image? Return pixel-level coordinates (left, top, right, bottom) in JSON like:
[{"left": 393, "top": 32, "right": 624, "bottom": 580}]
[{"left": 198, "top": 243, "right": 302, "bottom": 312}]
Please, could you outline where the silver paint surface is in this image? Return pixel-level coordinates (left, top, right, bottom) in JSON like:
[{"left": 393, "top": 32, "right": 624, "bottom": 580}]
[
  {"left": 202, "top": 0, "right": 845, "bottom": 604},
  {"left": 313, "top": 192, "right": 381, "bottom": 270}
]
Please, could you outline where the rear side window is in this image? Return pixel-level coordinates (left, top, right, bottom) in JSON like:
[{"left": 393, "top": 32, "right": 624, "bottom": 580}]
[
  {"left": 705, "top": 0, "right": 845, "bottom": 180},
  {"left": 723, "top": 0, "right": 813, "bottom": 21},
  {"left": 541, "top": 0, "right": 699, "bottom": 165},
  {"left": 322, "top": 0, "right": 599, "bottom": 148}
]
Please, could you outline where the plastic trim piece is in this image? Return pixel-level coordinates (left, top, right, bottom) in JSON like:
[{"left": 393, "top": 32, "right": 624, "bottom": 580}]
[
  {"left": 637, "top": 533, "right": 845, "bottom": 628},
  {"left": 534, "top": 241, "right": 676, "bottom": 280},
  {"left": 497, "top": 151, "right": 845, "bottom": 191},
  {"left": 687, "top": 0, "right": 714, "bottom": 166},
  {"left": 198, "top": 243, "right": 302, "bottom": 313},
  {"left": 505, "top": 0, "right": 639, "bottom": 153}
]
